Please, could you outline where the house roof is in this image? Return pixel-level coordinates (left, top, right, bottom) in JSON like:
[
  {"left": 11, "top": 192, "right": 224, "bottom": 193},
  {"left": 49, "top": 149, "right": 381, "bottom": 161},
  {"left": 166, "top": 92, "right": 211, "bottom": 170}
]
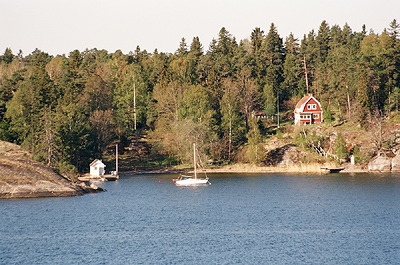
[
  {"left": 90, "top": 159, "right": 106, "bottom": 167},
  {"left": 294, "top": 94, "right": 321, "bottom": 113}
]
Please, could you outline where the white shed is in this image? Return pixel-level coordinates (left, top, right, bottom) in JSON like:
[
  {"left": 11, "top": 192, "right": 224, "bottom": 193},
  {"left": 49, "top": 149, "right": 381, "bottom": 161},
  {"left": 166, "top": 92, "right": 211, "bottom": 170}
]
[{"left": 90, "top": 159, "right": 106, "bottom": 176}]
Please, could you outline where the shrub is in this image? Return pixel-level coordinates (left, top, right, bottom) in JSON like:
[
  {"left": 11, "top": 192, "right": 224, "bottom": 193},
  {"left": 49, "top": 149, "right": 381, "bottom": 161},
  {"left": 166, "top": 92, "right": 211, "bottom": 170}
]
[{"left": 335, "top": 132, "right": 348, "bottom": 160}]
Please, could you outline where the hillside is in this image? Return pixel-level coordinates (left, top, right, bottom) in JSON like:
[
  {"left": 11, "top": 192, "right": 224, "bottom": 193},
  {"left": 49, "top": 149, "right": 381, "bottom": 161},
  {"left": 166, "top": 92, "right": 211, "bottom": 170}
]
[
  {"left": 0, "top": 141, "right": 103, "bottom": 199},
  {"left": 111, "top": 119, "right": 400, "bottom": 175},
  {"left": 258, "top": 120, "right": 400, "bottom": 173}
]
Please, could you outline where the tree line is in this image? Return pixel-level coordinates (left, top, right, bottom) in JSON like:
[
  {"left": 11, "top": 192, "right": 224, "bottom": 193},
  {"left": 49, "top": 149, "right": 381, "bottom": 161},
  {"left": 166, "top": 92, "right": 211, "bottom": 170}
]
[{"left": 0, "top": 20, "right": 399, "bottom": 176}]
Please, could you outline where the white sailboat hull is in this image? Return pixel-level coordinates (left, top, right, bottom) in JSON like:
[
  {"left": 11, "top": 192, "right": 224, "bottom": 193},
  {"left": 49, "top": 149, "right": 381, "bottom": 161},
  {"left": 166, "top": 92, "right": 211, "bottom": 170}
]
[
  {"left": 175, "top": 177, "right": 210, "bottom": 186},
  {"left": 174, "top": 143, "right": 211, "bottom": 186}
]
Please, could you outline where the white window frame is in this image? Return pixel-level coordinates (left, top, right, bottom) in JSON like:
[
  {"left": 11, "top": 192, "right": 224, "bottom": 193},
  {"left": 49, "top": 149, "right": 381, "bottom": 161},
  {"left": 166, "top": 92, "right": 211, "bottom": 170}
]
[{"left": 307, "top": 104, "right": 317, "bottom": 110}]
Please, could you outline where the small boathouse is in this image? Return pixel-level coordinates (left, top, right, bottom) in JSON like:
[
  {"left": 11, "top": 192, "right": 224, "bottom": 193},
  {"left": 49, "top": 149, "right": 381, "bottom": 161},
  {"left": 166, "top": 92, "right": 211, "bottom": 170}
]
[{"left": 90, "top": 159, "right": 106, "bottom": 176}]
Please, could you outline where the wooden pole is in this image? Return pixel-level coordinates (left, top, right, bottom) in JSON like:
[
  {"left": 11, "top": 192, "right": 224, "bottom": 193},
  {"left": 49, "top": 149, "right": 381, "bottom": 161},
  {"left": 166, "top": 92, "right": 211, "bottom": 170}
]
[
  {"left": 303, "top": 54, "right": 309, "bottom": 94},
  {"left": 277, "top": 91, "right": 280, "bottom": 129},
  {"left": 347, "top": 91, "right": 351, "bottom": 121}
]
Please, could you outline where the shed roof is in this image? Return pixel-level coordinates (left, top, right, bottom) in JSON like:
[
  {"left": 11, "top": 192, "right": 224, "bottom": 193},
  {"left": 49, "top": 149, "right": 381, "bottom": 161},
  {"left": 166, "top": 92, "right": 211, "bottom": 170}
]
[{"left": 90, "top": 159, "right": 106, "bottom": 167}]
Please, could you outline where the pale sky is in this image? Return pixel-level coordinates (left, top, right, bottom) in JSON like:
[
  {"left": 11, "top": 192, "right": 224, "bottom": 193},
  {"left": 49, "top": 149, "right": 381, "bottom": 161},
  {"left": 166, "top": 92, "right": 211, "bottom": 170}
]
[{"left": 1, "top": 0, "right": 399, "bottom": 56}]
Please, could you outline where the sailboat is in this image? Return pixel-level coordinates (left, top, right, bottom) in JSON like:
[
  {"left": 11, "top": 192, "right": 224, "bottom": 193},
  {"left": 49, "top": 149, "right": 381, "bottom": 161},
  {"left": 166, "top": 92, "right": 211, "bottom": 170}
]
[{"left": 173, "top": 143, "right": 211, "bottom": 186}]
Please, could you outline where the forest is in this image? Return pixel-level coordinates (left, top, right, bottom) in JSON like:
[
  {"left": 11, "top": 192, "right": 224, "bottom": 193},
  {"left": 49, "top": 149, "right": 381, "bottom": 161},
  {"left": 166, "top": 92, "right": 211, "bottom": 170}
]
[{"left": 0, "top": 20, "right": 399, "bottom": 177}]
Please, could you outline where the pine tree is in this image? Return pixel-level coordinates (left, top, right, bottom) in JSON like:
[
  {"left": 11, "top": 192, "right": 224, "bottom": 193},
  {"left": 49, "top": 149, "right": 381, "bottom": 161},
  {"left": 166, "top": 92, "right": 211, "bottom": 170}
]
[
  {"left": 190, "top": 36, "right": 203, "bottom": 57},
  {"left": 263, "top": 84, "right": 276, "bottom": 116},
  {"left": 1, "top": 48, "right": 14, "bottom": 64},
  {"left": 299, "top": 30, "right": 317, "bottom": 95},
  {"left": 216, "top": 27, "right": 233, "bottom": 56},
  {"left": 262, "top": 23, "right": 284, "bottom": 110},
  {"left": 316, "top": 20, "right": 330, "bottom": 64},
  {"left": 282, "top": 33, "right": 301, "bottom": 98},
  {"left": 335, "top": 132, "right": 347, "bottom": 160},
  {"left": 250, "top": 27, "right": 264, "bottom": 54},
  {"left": 176, "top": 37, "right": 188, "bottom": 55}
]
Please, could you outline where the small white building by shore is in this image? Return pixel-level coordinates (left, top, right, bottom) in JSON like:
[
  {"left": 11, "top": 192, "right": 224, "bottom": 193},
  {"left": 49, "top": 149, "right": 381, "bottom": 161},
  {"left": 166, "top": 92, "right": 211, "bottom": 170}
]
[{"left": 90, "top": 159, "right": 106, "bottom": 176}]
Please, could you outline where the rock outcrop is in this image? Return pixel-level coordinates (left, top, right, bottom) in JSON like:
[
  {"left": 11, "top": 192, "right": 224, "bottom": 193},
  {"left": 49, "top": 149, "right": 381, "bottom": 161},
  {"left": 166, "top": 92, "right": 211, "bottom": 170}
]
[
  {"left": 391, "top": 154, "right": 400, "bottom": 172},
  {"left": 262, "top": 141, "right": 309, "bottom": 167},
  {"left": 368, "top": 153, "right": 400, "bottom": 172},
  {"left": 0, "top": 141, "right": 103, "bottom": 199},
  {"left": 368, "top": 155, "right": 392, "bottom": 172}
]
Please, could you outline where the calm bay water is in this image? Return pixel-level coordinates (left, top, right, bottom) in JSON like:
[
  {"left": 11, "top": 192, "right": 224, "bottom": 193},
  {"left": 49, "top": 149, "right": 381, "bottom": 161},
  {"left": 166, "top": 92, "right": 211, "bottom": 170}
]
[{"left": 1, "top": 173, "right": 400, "bottom": 264}]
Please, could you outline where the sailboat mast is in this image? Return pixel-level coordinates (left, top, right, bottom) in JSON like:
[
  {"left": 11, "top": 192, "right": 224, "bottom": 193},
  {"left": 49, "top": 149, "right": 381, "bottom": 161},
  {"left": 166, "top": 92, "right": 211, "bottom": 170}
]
[
  {"left": 116, "top": 144, "right": 118, "bottom": 174},
  {"left": 194, "top": 143, "right": 197, "bottom": 179},
  {"left": 134, "top": 81, "right": 137, "bottom": 131}
]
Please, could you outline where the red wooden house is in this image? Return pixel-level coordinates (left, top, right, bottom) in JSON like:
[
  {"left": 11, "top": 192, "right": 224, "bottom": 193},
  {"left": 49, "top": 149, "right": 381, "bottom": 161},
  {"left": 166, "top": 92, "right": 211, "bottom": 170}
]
[{"left": 294, "top": 94, "right": 323, "bottom": 125}]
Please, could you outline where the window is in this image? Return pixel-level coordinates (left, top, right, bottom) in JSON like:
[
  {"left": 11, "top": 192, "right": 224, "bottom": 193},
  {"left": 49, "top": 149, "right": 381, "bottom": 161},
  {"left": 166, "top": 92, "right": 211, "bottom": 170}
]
[
  {"left": 307, "top": 104, "right": 317, "bottom": 110},
  {"left": 313, "top": 114, "right": 319, "bottom": 119}
]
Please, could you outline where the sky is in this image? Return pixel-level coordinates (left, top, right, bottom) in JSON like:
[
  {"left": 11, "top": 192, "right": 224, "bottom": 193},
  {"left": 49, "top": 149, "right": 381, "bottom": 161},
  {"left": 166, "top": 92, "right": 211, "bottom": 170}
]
[{"left": 1, "top": 0, "right": 399, "bottom": 56}]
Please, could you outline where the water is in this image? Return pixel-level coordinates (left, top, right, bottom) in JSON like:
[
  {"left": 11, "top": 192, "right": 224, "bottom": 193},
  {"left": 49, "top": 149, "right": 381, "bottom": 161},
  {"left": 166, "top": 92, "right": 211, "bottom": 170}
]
[{"left": 1, "top": 173, "right": 400, "bottom": 264}]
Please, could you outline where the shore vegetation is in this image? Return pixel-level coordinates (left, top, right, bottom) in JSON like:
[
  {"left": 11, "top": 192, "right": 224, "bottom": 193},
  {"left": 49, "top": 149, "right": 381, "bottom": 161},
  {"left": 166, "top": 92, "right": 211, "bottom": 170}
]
[{"left": 1, "top": 20, "right": 400, "bottom": 176}]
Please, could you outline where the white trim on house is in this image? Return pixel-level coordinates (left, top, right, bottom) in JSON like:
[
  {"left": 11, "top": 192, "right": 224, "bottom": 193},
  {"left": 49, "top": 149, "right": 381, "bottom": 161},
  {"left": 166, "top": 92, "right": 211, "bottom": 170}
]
[
  {"left": 89, "top": 159, "right": 106, "bottom": 176},
  {"left": 294, "top": 94, "right": 323, "bottom": 125}
]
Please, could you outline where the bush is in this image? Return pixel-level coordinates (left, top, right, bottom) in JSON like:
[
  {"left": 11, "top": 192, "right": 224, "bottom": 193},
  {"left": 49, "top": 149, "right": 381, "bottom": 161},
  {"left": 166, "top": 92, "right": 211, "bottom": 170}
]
[
  {"left": 352, "top": 145, "right": 361, "bottom": 164},
  {"left": 54, "top": 161, "right": 78, "bottom": 182},
  {"left": 335, "top": 132, "right": 348, "bottom": 160}
]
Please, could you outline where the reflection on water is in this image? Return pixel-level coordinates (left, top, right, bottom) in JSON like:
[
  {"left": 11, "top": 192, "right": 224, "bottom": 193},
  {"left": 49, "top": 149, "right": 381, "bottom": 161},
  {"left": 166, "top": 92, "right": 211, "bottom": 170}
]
[{"left": 1, "top": 173, "right": 399, "bottom": 264}]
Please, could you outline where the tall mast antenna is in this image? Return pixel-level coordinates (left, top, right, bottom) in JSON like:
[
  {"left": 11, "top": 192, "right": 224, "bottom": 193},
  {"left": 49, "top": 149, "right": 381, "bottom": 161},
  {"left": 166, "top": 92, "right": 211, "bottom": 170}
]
[{"left": 133, "top": 74, "right": 137, "bottom": 130}]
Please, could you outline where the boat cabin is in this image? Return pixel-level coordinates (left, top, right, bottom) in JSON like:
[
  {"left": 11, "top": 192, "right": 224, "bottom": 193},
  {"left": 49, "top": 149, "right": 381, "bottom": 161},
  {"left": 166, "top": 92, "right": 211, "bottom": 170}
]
[
  {"left": 294, "top": 94, "right": 323, "bottom": 125},
  {"left": 90, "top": 159, "right": 106, "bottom": 176}
]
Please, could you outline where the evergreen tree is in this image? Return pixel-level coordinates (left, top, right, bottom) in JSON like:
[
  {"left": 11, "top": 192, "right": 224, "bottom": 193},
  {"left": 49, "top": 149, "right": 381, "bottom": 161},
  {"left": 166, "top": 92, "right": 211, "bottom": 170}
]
[
  {"left": 190, "top": 36, "right": 203, "bottom": 57},
  {"left": 1, "top": 20, "right": 400, "bottom": 172},
  {"left": 388, "top": 19, "right": 400, "bottom": 40},
  {"left": 262, "top": 23, "right": 284, "bottom": 105},
  {"left": 185, "top": 37, "right": 203, "bottom": 84},
  {"left": 299, "top": 30, "right": 317, "bottom": 95},
  {"left": 1, "top": 48, "right": 14, "bottom": 64},
  {"left": 387, "top": 19, "right": 400, "bottom": 113},
  {"left": 216, "top": 27, "right": 233, "bottom": 56},
  {"left": 176, "top": 37, "right": 188, "bottom": 55},
  {"left": 282, "top": 33, "right": 301, "bottom": 98},
  {"left": 335, "top": 132, "right": 347, "bottom": 160},
  {"left": 250, "top": 27, "right": 266, "bottom": 88},
  {"left": 316, "top": 20, "right": 331, "bottom": 64},
  {"left": 263, "top": 83, "right": 277, "bottom": 116},
  {"left": 5, "top": 50, "right": 56, "bottom": 161},
  {"left": 250, "top": 27, "right": 264, "bottom": 54}
]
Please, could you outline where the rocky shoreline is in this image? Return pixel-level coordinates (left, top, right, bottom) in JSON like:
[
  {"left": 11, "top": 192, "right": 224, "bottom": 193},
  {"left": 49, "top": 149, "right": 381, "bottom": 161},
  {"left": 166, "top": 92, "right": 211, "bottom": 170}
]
[
  {"left": 120, "top": 162, "right": 370, "bottom": 176},
  {"left": 0, "top": 141, "right": 104, "bottom": 199},
  {"left": 2, "top": 137, "right": 397, "bottom": 199},
  {"left": 0, "top": 158, "right": 105, "bottom": 199}
]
